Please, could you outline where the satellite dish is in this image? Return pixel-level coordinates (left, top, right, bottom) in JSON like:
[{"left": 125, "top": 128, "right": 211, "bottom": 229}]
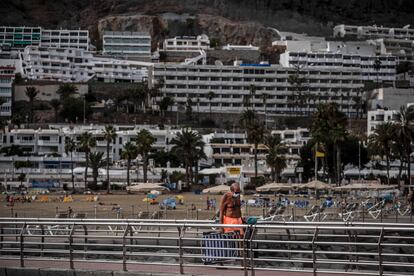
[
  {"left": 215, "top": 60, "right": 223, "bottom": 66},
  {"left": 403, "top": 25, "right": 410, "bottom": 29}
]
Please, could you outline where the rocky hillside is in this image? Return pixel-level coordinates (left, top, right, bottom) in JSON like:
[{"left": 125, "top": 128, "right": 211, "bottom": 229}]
[{"left": 1, "top": 0, "right": 414, "bottom": 50}]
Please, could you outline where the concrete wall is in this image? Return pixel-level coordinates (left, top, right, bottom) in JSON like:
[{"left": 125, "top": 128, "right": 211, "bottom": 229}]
[{"left": 14, "top": 83, "right": 88, "bottom": 102}]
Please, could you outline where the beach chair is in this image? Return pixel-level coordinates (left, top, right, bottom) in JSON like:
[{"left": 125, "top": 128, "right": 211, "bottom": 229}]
[
  {"left": 396, "top": 201, "right": 411, "bottom": 216},
  {"left": 202, "top": 231, "right": 241, "bottom": 264},
  {"left": 261, "top": 205, "right": 292, "bottom": 222},
  {"left": 367, "top": 200, "right": 386, "bottom": 219},
  {"left": 304, "top": 205, "right": 327, "bottom": 222},
  {"left": 339, "top": 203, "right": 359, "bottom": 222}
]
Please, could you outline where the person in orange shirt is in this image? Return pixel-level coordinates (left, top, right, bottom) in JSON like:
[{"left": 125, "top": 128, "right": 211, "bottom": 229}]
[{"left": 219, "top": 183, "right": 244, "bottom": 235}]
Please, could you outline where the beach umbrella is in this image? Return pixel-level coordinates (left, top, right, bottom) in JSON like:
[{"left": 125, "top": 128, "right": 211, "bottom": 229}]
[
  {"left": 256, "top": 183, "right": 293, "bottom": 192},
  {"left": 202, "top": 184, "right": 230, "bottom": 195},
  {"left": 126, "top": 183, "right": 169, "bottom": 193},
  {"left": 298, "top": 180, "right": 332, "bottom": 190}
]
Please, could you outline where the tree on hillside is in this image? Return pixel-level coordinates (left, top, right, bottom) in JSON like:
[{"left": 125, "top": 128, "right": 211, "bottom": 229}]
[
  {"left": 57, "top": 84, "right": 78, "bottom": 100},
  {"left": 368, "top": 122, "right": 396, "bottom": 184},
  {"left": 25, "top": 87, "right": 39, "bottom": 123},
  {"left": 50, "top": 99, "right": 61, "bottom": 123},
  {"left": 89, "top": 152, "right": 105, "bottom": 189},
  {"left": 171, "top": 129, "right": 206, "bottom": 188},
  {"left": 78, "top": 132, "right": 96, "bottom": 189},
  {"left": 136, "top": 129, "right": 156, "bottom": 183},
  {"left": 265, "top": 134, "right": 286, "bottom": 181},
  {"left": 394, "top": 105, "right": 414, "bottom": 192},
  {"left": 159, "top": 96, "right": 174, "bottom": 116},
  {"left": 65, "top": 137, "right": 76, "bottom": 192},
  {"left": 240, "top": 109, "right": 265, "bottom": 179},
  {"left": 122, "top": 141, "right": 138, "bottom": 188},
  {"left": 103, "top": 125, "right": 117, "bottom": 193}
]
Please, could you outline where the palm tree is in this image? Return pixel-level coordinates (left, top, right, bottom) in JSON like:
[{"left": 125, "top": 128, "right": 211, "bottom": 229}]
[
  {"left": 374, "top": 58, "right": 382, "bottom": 88},
  {"left": 171, "top": 129, "right": 206, "bottom": 188},
  {"left": 368, "top": 122, "right": 396, "bottom": 184},
  {"left": 249, "top": 85, "right": 256, "bottom": 111},
  {"left": 265, "top": 134, "right": 286, "bottom": 181},
  {"left": 159, "top": 96, "right": 174, "bottom": 117},
  {"left": 65, "top": 137, "right": 76, "bottom": 192},
  {"left": 311, "top": 103, "right": 348, "bottom": 184},
  {"left": 261, "top": 93, "right": 268, "bottom": 128},
  {"left": 122, "top": 141, "right": 138, "bottom": 188},
  {"left": 78, "top": 132, "right": 96, "bottom": 189},
  {"left": 394, "top": 105, "right": 414, "bottom": 192},
  {"left": 136, "top": 129, "right": 156, "bottom": 183},
  {"left": 240, "top": 109, "right": 265, "bottom": 179},
  {"left": 103, "top": 125, "right": 117, "bottom": 193},
  {"left": 207, "top": 91, "right": 215, "bottom": 119},
  {"left": 50, "top": 99, "right": 61, "bottom": 123},
  {"left": 89, "top": 152, "right": 105, "bottom": 188},
  {"left": 25, "top": 87, "right": 39, "bottom": 123},
  {"left": 57, "top": 83, "right": 78, "bottom": 100}
]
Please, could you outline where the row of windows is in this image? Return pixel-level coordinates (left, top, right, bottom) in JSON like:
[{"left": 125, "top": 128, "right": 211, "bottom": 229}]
[
  {"left": 164, "top": 76, "right": 362, "bottom": 83},
  {"left": 104, "top": 46, "right": 151, "bottom": 52},
  {"left": 163, "top": 93, "right": 357, "bottom": 100},
  {"left": 290, "top": 53, "right": 396, "bottom": 61},
  {"left": 104, "top": 38, "right": 150, "bottom": 44},
  {"left": 0, "top": 27, "right": 41, "bottom": 33},
  {"left": 171, "top": 101, "right": 358, "bottom": 109},
  {"left": 164, "top": 84, "right": 358, "bottom": 91},
  {"left": 155, "top": 67, "right": 361, "bottom": 76}
]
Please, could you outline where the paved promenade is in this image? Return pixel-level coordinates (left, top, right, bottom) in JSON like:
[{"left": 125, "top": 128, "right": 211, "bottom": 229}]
[{"left": 0, "top": 259, "right": 362, "bottom": 276}]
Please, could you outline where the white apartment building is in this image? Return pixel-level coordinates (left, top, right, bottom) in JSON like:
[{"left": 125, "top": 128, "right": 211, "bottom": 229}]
[
  {"left": 367, "top": 109, "right": 400, "bottom": 136},
  {"left": 203, "top": 132, "right": 268, "bottom": 167},
  {"left": 0, "top": 26, "right": 41, "bottom": 49},
  {"left": 20, "top": 46, "right": 150, "bottom": 83},
  {"left": 163, "top": 35, "right": 210, "bottom": 52},
  {"left": 0, "top": 26, "right": 90, "bottom": 50},
  {"left": 0, "top": 125, "right": 182, "bottom": 170},
  {"left": 222, "top": 44, "right": 259, "bottom": 51},
  {"left": 152, "top": 63, "right": 364, "bottom": 117},
  {"left": 333, "top": 24, "right": 414, "bottom": 63},
  {"left": 41, "top": 29, "right": 90, "bottom": 50},
  {"left": 279, "top": 41, "right": 397, "bottom": 83},
  {"left": 271, "top": 128, "right": 310, "bottom": 158},
  {"left": 0, "top": 65, "right": 14, "bottom": 116},
  {"left": 103, "top": 31, "right": 151, "bottom": 56},
  {"left": 334, "top": 24, "right": 414, "bottom": 40}
]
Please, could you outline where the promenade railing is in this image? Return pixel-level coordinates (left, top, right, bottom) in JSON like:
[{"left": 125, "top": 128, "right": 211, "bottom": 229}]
[{"left": 0, "top": 218, "right": 413, "bottom": 276}]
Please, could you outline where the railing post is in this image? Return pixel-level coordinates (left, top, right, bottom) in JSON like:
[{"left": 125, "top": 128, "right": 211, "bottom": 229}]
[
  {"left": 378, "top": 228, "right": 385, "bottom": 276},
  {"left": 82, "top": 225, "right": 88, "bottom": 259},
  {"left": 40, "top": 224, "right": 44, "bottom": 256},
  {"left": 122, "top": 224, "right": 131, "bottom": 272},
  {"left": 0, "top": 224, "right": 3, "bottom": 250},
  {"left": 69, "top": 223, "right": 75, "bottom": 270},
  {"left": 311, "top": 227, "right": 319, "bottom": 276},
  {"left": 177, "top": 226, "right": 184, "bottom": 274},
  {"left": 249, "top": 225, "right": 257, "bottom": 276},
  {"left": 19, "top": 223, "right": 26, "bottom": 268}
]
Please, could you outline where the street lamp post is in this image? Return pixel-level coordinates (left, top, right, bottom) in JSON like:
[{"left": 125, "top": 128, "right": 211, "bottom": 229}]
[
  {"left": 358, "top": 140, "right": 361, "bottom": 180},
  {"left": 83, "top": 95, "right": 86, "bottom": 124},
  {"left": 135, "top": 154, "right": 142, "bottom": 183}
]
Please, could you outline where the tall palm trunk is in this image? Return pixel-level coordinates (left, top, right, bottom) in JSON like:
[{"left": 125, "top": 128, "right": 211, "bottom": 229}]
[
  {"left": 386, "top": 152, "right": 390, "bottom": 184},
  {"left": 254, "top": 143, "right": 258, "bottom": 179},
  {"left": 336, "top": 144, "right": 342, "bottom": 185},
  {"left": 84, "top": 152, "right": 89, "bottom": 189},
  {"left": 126, "top": 158, "right": 131, "bottom": 187},
  {"left": 398, "top": 158, "right": 403, "bottom": 190},
  {"left": 30, "top": 99, "right": 34, "bottom": 123},
  {"left": 143, "top": 153, "right": 148, "bottom": 183},
  {"left": 106, "top": 141, "right": 111, "bottom": 194},
  {"left": 407, "top": 151, "right": 411, "bottom": 193},
  {"left": 71, "top": 152, "right": 74, "bottom": 192}
]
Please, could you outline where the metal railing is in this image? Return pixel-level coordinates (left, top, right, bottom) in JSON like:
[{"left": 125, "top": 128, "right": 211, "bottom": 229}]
[{"left": 0, "top": 218, "right": 414, "bottom": 276}]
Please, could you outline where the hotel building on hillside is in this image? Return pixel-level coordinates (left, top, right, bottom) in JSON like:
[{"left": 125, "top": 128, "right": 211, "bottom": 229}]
[
  {"left": 162, "top": 35, "right": 210, "bottom": 52},
  {"left": 0, "top": 26, "right": 90, "bottom": 50},
  {"left": 333, "top": 24, "right": 414, "bottom": 63},
  {"left": 20, "top": 46, "right": 149, "bottom": 83},
  {"left": 103, "top": 31, "right": 151, "bottom": 57},
  {"left": 152, "top": 62, "right": 364, "bottom": 117},
  {"left": 278, "top": 41, "right": 397, "bottom": 83},
  {"left": 0, "top": 65, "right": 14, "bottom": 117},
  {"left": 0, "top": 125, "right": 182, "bottom": 170}
]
